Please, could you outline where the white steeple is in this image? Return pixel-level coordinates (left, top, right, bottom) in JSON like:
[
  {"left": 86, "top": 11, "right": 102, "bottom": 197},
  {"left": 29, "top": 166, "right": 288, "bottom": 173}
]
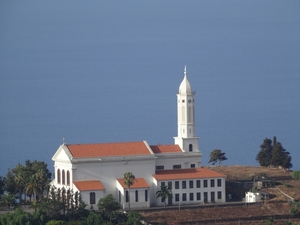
[
  {"left": 174, "top": 66, "right": 200, "bottom": 153},
  {"left": 179, "top": 66, "right": 192, "bottom": 95}
]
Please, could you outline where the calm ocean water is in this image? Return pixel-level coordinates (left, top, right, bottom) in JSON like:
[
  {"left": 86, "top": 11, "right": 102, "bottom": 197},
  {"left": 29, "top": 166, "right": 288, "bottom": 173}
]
[{"left": 1, "top": 0, "right": 300, "bottom": 176}]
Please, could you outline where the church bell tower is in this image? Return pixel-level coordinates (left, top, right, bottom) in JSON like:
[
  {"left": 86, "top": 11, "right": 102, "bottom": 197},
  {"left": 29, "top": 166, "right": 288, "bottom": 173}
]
[{"left": 174, "top": 66, "right": 200, "bottom": 153}]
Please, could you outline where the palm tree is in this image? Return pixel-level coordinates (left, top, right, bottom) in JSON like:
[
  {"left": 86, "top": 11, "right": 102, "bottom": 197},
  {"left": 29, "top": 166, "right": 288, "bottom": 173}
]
[
  {"left": 1, "top": 192, "right": 16, "bottom": 211},
  {"left": 123, "top": 172, "right": 136, "bottom": 211},
  {"left": 25, "top": 175, "right": 41, "bottom": 202},
  {"left": 156, "top": 185, "right": 172, "bottom": 207}
]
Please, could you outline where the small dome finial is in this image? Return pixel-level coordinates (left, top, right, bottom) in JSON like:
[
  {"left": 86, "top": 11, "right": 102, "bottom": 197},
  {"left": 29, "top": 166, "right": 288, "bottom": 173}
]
[{"left": 179, "top": 65, "right": 192, "bottom": 94}]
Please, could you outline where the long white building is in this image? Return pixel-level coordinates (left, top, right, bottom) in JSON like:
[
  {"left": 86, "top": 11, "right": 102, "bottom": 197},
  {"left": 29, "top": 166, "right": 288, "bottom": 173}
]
[{"left": 51, "top": 67, "right": 226, "bottom": 209}]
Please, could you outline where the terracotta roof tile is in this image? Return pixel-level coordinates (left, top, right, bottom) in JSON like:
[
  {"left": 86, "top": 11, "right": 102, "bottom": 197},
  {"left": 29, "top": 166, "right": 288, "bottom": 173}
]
[
  {"left": 67, "top": 141, "right": 151, "bottom": 158},
  {"left": 150, "top": 144, "right": 182, "bottom": 153},
  {"left": 153, "top": 168, "right": 226, "bottom": 181},
  {"left": 117, "top": 178, "right": 150, "bottom": 189},
  {"left": 73, "top": 180, "right": 106, "bottom": 191}
]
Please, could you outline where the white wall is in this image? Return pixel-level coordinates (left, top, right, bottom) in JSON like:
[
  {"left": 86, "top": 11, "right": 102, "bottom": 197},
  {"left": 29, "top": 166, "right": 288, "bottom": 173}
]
[
  {"left": 80, "top": 190, "right": 105, "bottom": 209},
  {"left": 154, "top": 177, "right": 226, "bottom": 206},
  {"left": 72, "top": 158, "right": 155, "bottom": 204},
  {"left": 155, "top": 154, "right": 201, "bottom": 170}
]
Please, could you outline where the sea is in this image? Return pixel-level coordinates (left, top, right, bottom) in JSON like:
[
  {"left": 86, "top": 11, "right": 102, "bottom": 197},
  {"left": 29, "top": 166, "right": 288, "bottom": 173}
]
[{"left": 0, "top": 0, "right": 300, "bottom": 177}]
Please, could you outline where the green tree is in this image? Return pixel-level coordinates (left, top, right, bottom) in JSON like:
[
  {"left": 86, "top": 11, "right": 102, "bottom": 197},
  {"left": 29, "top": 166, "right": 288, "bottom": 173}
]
[
  {"left": 208, "top": 149, "right": 228, "bottom": 166},
  {"left": 156, "top": 185, "right": 172, "bottom": 208},
  {"left": 97, "top": 194, "right": 121, "bottom": 211},
  {"left": 271, "top": 137, "right": 292, "bottom": 170},
  {"left": 25, "top": 175, "right": 41, "bottom": 202},
  {"left": 256, "top": 138, "right": 273, "bottom": 167},
  {"left": 126, "top": 211, "right": 143, "bottom": 225},
  {"left": 0, "top": 176, "right": 5, "bottom": 197},
  {"left": 4, "top": 160, "right": 52, "bottom": 202},
  {"left": 0, "top": 207, "right": 32, "bottom": 225},
  {"left": 256, "top": 137, "right": 292, "bottom": 170},
  {"left": 86, "top": 211, "right": 104, "bottom": 225},
  {"left": 123, "top": 172, "right": 136, "bottom": 211},
  {"left": 0, "top": 192, "right": 16, "bottom": 210}
]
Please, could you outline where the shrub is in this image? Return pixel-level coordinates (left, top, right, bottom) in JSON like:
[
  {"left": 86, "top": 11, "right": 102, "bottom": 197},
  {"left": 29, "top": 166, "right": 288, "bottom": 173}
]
[
  {"left": 292, "top": 171, "right": 300, "bottom": 180},
  {"left": 289, "top": 201, "right": 300, "bottom": 216},
  {"left": 284, "top": 183, "right": 293, "bottom": 188},
  {"left": 46, "top": 220, "right": 67, "bottom": 225}
]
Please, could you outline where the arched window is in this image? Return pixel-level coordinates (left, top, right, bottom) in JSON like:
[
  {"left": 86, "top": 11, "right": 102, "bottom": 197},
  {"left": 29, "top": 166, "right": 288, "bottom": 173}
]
[
  {"left": 189, "top": 144, "right": 193, "bottom": 152},
  {"left": 90, "top": 192, "right": 95, "bottom": 204},
  {"left": 66, "top": 171, "right": 70, "bottom": 186},
  {"left": 57, "top": 169, "right": 61, "bottom": 184},
  {"left": 62, "top": 170, "right": 65, "bottom": 185},
  {"left": 135, "top": 190, "right": 138, "bottom": 202}
]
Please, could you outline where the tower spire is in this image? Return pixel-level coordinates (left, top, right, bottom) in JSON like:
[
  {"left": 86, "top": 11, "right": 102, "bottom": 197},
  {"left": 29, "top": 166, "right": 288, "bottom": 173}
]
[{"left": 174, "top": 66, "right": 200, "bottom": 154}]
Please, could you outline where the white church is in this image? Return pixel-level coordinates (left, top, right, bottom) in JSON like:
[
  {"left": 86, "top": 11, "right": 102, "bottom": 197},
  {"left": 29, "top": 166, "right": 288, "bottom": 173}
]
[{"left": 51, "top": 67, "right": 226, "bottom": 209}]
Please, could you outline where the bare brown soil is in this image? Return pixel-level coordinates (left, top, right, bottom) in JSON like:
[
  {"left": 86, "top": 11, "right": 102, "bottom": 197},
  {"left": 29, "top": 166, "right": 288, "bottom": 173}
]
[{"left": 141, "top": 166, "right": 300, "bottom": 225}]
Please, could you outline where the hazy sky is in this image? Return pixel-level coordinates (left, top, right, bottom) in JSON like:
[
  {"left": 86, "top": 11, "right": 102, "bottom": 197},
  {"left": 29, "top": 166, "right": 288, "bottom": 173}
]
[{"left": 0, "top": 0, "right": 300, "bottom": 175}]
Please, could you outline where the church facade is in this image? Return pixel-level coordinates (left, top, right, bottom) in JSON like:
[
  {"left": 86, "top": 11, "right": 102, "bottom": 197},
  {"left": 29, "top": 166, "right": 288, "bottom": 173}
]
[{"left": 51, "top": 67, "right": 226, "bottom": 209}]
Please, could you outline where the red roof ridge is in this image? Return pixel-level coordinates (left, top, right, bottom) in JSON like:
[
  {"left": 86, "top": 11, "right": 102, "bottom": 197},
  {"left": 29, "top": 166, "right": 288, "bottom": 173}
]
[
  {"left": 73, "top": 180, "right": 106, "bottom": 191},
  {"left": 153, "top": 167, "right": 226, "bottom": 181},
  {"left": 117, "top": 177, "right": 150, "bottom": 189},
  {"left": 66, "top": 141, "right": 152, "bottom": 158},
  {"left": 150, "top": 144, "right": 182, "bottom": 154}
]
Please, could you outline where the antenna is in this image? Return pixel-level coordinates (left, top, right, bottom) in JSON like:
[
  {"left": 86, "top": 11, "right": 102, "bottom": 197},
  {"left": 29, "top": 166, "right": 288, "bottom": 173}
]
[{"left": 63, "top": 137, "right": 66, "bottom": 145}]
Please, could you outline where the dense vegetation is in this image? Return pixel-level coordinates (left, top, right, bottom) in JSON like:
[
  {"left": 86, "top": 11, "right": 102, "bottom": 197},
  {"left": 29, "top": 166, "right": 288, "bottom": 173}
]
[
  {"left": 0, "top": 161, "right": 143, "bottom": 225},
  {"left": 256, "top": 136, "right": 292, "bottom": 170},
  {"left": 292, "top": 171, "right": 300, "bottom": 180}
]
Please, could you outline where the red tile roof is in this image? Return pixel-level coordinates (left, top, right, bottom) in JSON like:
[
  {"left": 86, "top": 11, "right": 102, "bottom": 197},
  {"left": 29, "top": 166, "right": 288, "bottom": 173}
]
[
  {"left": 153, "top": 168, "right": 226, "bottom": 181},
  {"left": 117, "top": 178, "right": 150, "bottom": 189},
  {"left": 150, "top": 145, "right": 182, "bottom": 154},
  {"left": 73, "top": 180, "right": 106, "bottom": 191},
  {"left": 67, "top": 141, "right": 151, "bottom": 158}
]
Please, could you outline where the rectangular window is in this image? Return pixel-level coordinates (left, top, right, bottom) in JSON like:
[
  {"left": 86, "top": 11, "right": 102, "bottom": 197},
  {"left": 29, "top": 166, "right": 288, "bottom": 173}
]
[
  {"left": 189, "top": 193, "right": 194, "bottom": 201},
  {"left": 182, "top": 193, "right": 186, "bottom": 201},
  {"left": 218, "top": 191, "right": 222, "bottom": 199},
  {"left": 119, "top": 191, "right": 121, "bottom": 202},
  {"left": 126, "top": 191, "right": 129, "bottom": 202},
  {"left": 135, "top": 190, "right": 138, "bottom": 202},
  {"left": 189, "top": 180, "right": 193, "bottom": 189},
  {"left": 145, "top": 190, "right": 148, "bottom": 202},
  {"left": 175, "top": 181, "right": 179, "bottom": 189},
  {"left": 168, "top": 181, "right": 172, "bottom": 189},
  {"left": 156, "top": 165, "right": 164, "bottom": 170},
  {"left": 161, "top": 182, "right": 165, "bottom": 187},
  {"left": 196, "top": 192, "right": 201, "bottom": 200},
  {"left": 210, "top": 179, "right": 215, "bottom": 187},
  {"left": 90, "top": 192, "right": 95, "bottom": 205},
  {"left": 173, "top": 164, "right": 181, "bottom": 169},
  {"left": 196, "top": 180, "right": 201, "bottom": 188},
  {"left": 211, "top": 192, "right": 215, "bottom": 202},
  {"left": 175, "top": 194, "right": 179, "bottom": 202},
  {"left": 190, "top": 164, "right": 195, "bottom": 168},
  {"left": 204, "top": 180, "right": 207, "bottom": 188},
  {"left": 182, "top": 181, "right": 186, "bottom": 189},
  {"left": 217, "top": 179, "right": 222, "bottom": 187}
]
